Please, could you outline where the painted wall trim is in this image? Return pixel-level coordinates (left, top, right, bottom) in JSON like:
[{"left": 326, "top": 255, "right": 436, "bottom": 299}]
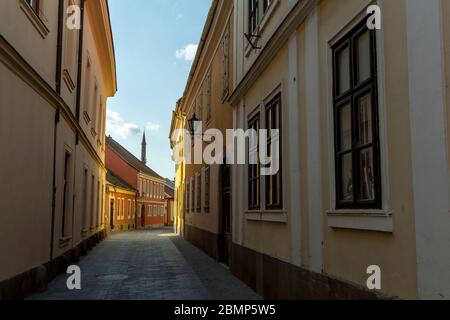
[
  {"left": 304, "top": 8, "right": 323, "bottom": 273},
  {"left": 287, "top": 33, "right": 302, "bottom": 266},
  {"left": 406, "top": 0, "right": 450, "bottom": 299}
]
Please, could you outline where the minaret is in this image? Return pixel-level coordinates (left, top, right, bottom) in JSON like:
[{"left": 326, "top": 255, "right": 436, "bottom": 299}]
[{"left": 141, "top": 130, "right": 147, "bottom": 165}]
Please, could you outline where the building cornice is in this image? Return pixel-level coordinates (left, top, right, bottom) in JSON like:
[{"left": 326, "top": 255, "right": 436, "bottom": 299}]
[
  {"left": 86, "top": 0, "right": 117, "bottom": 96},
  {"left": 0, "top": 35, "right": 106, "bottom": 170},
  {"left": 228, "top": 0, "right": 319, "bottom": 106}
]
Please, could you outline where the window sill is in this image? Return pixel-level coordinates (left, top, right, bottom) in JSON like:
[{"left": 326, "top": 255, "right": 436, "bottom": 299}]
[
  {"left": 83, "top": 111, "right": 91, "bottom": 125},
  {"left": 327, "top": 210, "right": 393, "bottom": 233},
  {"left": 63, "top": 69, "right": 76, "bottom": 93},
  {"left": 245, "top": 210, "right": 287, "bottom": 223},
  {"left": 19, "top": 0, "right": 49, "bottom": 39}
]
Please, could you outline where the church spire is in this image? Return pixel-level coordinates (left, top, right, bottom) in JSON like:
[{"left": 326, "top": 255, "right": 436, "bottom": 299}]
[{"left": 141, "top": 130, "right": 147, "bottom": 165}]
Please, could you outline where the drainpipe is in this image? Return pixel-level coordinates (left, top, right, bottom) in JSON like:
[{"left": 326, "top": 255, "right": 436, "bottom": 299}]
[
  {"left": 50, "top": 107, "right": 61, "bottom": 261},
  {"left": 49, "top": 0, "right": 65, "bottom": 261},
  {"left": 55, "top": 0, "right": 64, "bottom": 94},
  {"left": 75, "top": 0, "right": 85, "bottom": 121}
]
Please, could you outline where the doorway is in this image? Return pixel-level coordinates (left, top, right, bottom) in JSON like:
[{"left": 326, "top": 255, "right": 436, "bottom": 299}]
[
  {"left": 219, "top": 164, "right": 232, "bottom": 265},
  {"left": 109, "top": 199, "right": 115, "bottom": 230},
  {"left": 141, "top": 204, "right": 145, "bottom": 228}
]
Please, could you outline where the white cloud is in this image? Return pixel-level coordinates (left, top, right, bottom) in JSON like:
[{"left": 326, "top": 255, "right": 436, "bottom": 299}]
[
  {"left": 146, "top": 122, "right": 161, "bottom": 132},
  {"left": 175, "top": 43, "right": 198, "bottom": 62},
  {"left": 106, "top": 110, "right": 141, "bottom": 139}
]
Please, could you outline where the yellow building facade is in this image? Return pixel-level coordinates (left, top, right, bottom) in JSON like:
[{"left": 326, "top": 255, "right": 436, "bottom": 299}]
[
  {"left": 0, "top": 0, "right": 116, "bottom": 299},
  {"left": 170, "top": 0, "right": 235, "bottom": 262},
  {"left": 172, "top": 0, "right": 450, "bottom": 300}
]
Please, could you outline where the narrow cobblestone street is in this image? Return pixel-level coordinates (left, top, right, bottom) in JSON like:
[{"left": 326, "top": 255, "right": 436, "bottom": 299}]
[{"left": 29, "top": 229, "right": 260, "bottom": 300}]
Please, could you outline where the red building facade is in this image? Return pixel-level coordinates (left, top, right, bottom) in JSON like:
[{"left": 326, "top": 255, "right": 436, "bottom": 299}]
[
  {"left": 105, "top": 171, "right": 137, "bottom": 232},
  {"left": 106, "top": 135, "right": 166, "bottom": 229}
]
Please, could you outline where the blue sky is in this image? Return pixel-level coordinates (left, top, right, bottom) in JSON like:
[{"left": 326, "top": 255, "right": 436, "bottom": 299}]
[{"left": 106, "top": 0, "right": 210, "bottom": 180}]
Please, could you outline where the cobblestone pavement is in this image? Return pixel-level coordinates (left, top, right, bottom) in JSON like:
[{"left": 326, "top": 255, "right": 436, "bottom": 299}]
[{"left": 29, "top": 229, "right": 261, "bottom": 300}]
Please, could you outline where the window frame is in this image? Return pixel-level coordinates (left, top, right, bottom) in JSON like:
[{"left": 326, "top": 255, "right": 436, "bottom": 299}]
[
  {"left": 204, "top": 166, "right": 210, "bottom": 213},
  {"left": 248, "top": 0, "right": 260, "bottom": 35},
  {"left": 196, "top": 173, "right": 202, "bottom": 212},
  {"left": 332, "top": 20, "right": 382, "bottom": 210},
  {"left": 264, "top": 93, "right": 283, "bottom": 210},
  {"left": 247, "top": 112, "right": 261, "bottom": 211}
]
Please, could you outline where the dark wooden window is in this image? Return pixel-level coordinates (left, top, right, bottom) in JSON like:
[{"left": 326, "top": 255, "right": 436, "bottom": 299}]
[
  {"left": 82, "top": 169, "right": 88, "bottom": 230},
  {"left": 265, "top": 94, "right": 283, "bottom": 210},
  {"left": 206, "top": 70, "right": 212, "bottom": 123},
  {"left": 332, "top": 20, "right": 381, "bottom": 209},
  {"left": 186, "top": 181, "right": 190, "bottom": 215},
  {"left": 248, "top": 113, "right": 260, "bottom": 210},
  {"left": 204, "top": 166, "right": 210, "bottom": 212},
  {"left": 222, "top": 27, "right": 230, "bottom": 99},
  {"left": 249, "top": 0, "right": 259, "bottom": 34},
  {"left": 61, "top": 152, "right": 71, "bottom": 237},
  {"left": 196, "top": 174, "right": 202, "bottom": 212}
]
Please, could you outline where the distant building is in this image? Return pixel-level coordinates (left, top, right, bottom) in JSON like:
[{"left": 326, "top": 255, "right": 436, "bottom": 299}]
[
  {"left": 105, "top": 171, "right": 137, "bottom": 232},
  {"left": 106, "top": 134, "right": 166, "bottom": 229},
  {"left": 164, "top": 179, "right": 175, "bottom": 227}
]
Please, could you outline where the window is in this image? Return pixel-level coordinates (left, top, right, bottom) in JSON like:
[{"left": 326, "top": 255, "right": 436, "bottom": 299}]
[
  {"left": 91, "top": 83, "right": 98, "bottom": 135},
  {"left": 161, "top": 185, "right": 164, "bottom": 199},
  {"left": 248, "top": 113, "right": 260, "bottom": 210},
  {"left": 332, "top": 20, "right": 381, "bottom": 209},
  {"left": 153, "top": 206, "right": 157, "bottom": 217},
  {"left": 186, "top": 181, "right": 190, "bottom": 215},
  {"left": 82, "top": 169, "right": 88, "bottom": 230},
  {"left": 197, "top": 93, "right": 203, "bottom": 121},
  {"left": 247, "top": 94, "right": 283, "bottom": 210},
  {"left": 160, "top": 207, "right": 164, "bottom": 216},
  {"left": 128, "top": 200, "right": 131, "bottom": 219},
  {"left": 248, "top": 0, "right": 259, "bottom": 35},
  {"left": 61, "top": 152, "right": 71, "bottom": 238},
  {"left": 101, "top": 184, "right": 104, "bottom": 225},
  {"left": 206, "top": 70, "right": 212, "bottom": 122},
  {"left": 83, "top": 58, "right": 92, "bottom": 123},
  {"left": 265, "top": 94, "right": 283, "bottom": 210},
  {"left": 204, "top": 166, "right": 210, "bottom": 212},
  {"left": 196, "top": 174, "right": 202, "bottom": 212},
  {"left": 90, "top": 175, "right": 95, "bottom": 227},
  {"left": 222, "top": 27, "right": 230, "bottom": 99},
  {"left": 26, "top": 0, "right": 40, "bottom": 14},
  {"left": 96, "top": 181, "right": 100, "bottom": 227}
]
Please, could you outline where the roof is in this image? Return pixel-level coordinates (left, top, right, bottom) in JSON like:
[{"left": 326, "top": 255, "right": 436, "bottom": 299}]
[
  {"left": 106, "top": 135, "right": 164, "bottom": 181},
  {"left": 164, "top": 178, "right": 175, "bottom": 199},
  {"left": 165, "top": 178, "right": 175, "bottom": 190},
  {"left": 164, "top": 185, "right": 174, "bottom": 199},
  {"left": 106, "top": 170, "right": 136, "bottom": 192}
]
